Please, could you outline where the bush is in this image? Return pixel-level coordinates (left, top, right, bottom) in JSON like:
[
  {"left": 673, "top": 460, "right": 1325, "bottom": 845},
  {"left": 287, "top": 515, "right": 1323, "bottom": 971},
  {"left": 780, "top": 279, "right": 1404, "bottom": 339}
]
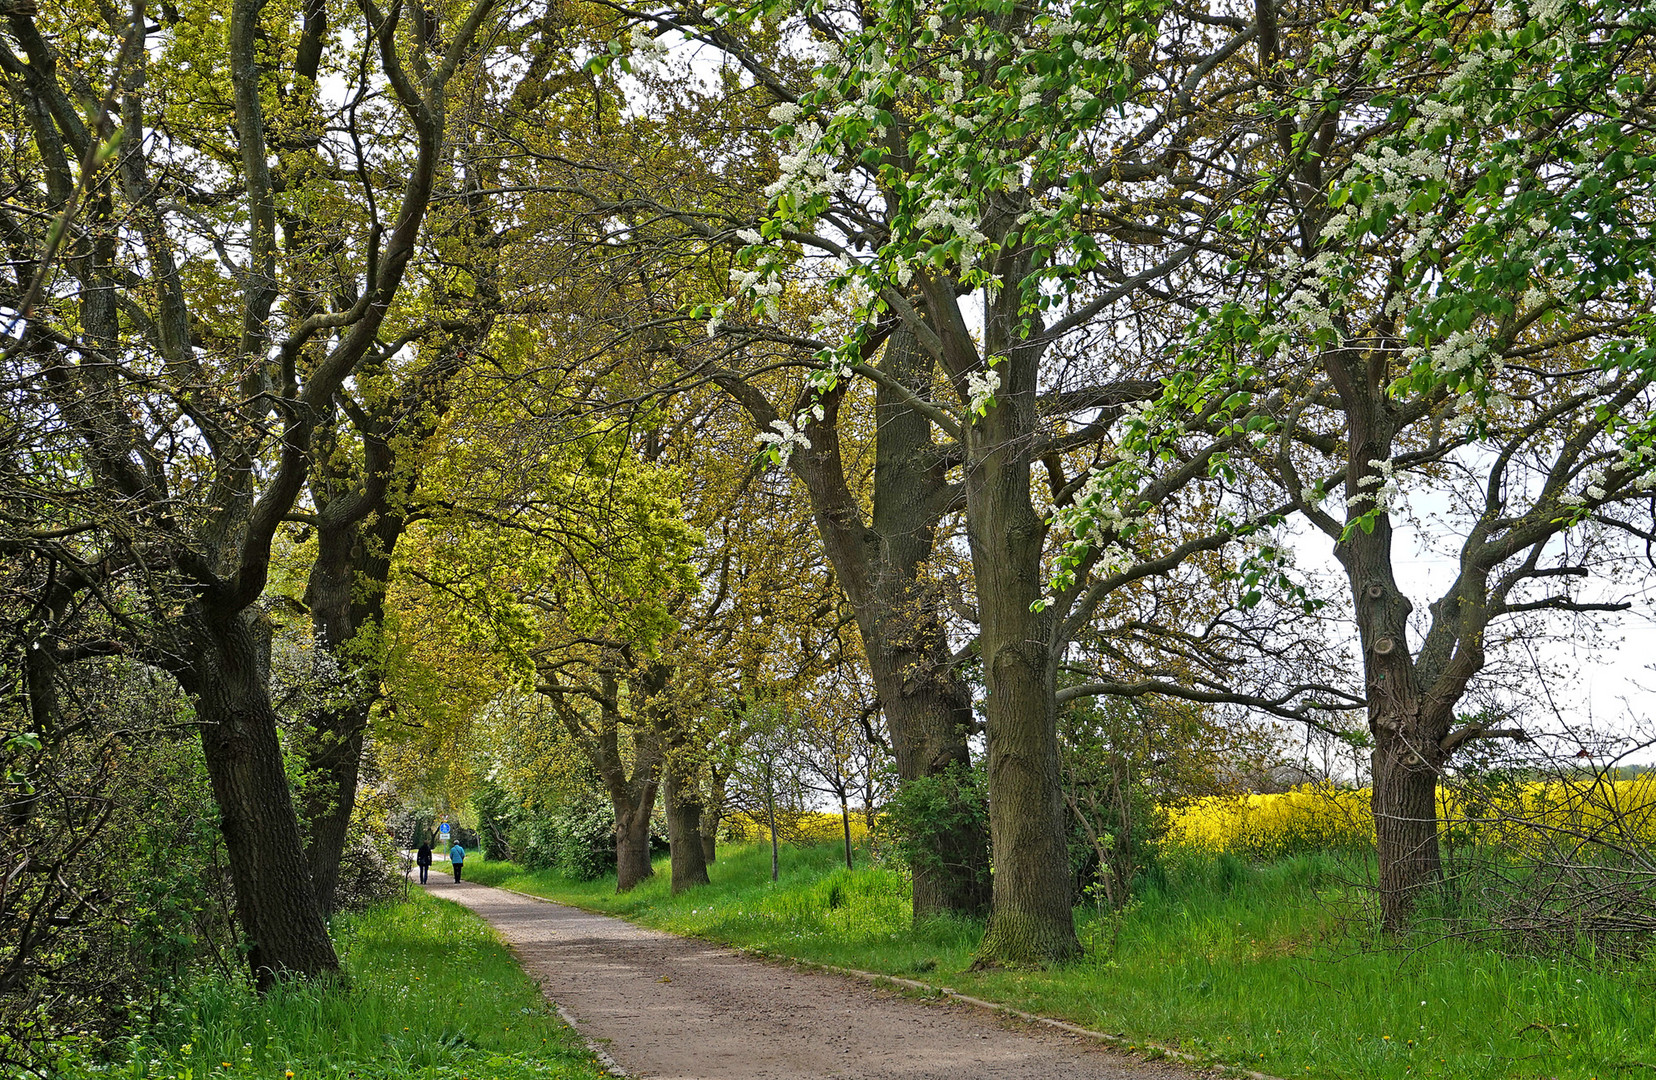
[
  {"left": 505, "top": 798, "right": 666, "bottom": 881},
  {"left": 546, "top": 801, "right": 621, "bottom": 881},
  {"left": 473, "top": 780, "right": 518, "bottom": 862},
  {"left": 332, "top": 784, "right": 411, "bottom": 914},
  {"left": 871, "top": 764, "right": 990, "bottom": 895},
  {"left": 2, "top": 668, "right": 239, "bottom": 1074}
]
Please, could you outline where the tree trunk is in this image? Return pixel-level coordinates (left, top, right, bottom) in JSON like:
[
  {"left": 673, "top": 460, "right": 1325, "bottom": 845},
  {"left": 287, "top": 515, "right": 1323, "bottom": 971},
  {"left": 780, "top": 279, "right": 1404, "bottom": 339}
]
[
  {"left": 784, "top": 328, "right": 990, "bottom": 919},
  {"left": 1330, "top": 374, "right": 1451, "bottom": 932},
  {"left": 840, "top": 795, "right": 853, "bottom": 870},
  {"left": 1372, "top": 729, "right": 1443, "bottom": 930},
  {"left": 966, "top": 337, "right": 1079, "bottom": 968},
  {"left": 664, "top": 768, "right": 710, "bottom": 893},
  {"left": 700, "top": 804, "right": 719, "bottom": 865},
  {"left": 614, "top": 796, "right": 656, "bottom": 892},
  {"left": 295, "top": 704, "right": 368, "bottom": 920},
  {"left": 298, "top": 506, "right": 384, "bottom": 920},
  {"left": 182, "top": 609, "right": 339, "bottom": 987},
  {"left": 972, "top": 638, "right": 1077, "bottom": 964},
  {"left": 700, "top": 763, "right": 725, "bottom": 863},
  {"left": 767, "top": 761, "right": 780, "bottom": 882}
]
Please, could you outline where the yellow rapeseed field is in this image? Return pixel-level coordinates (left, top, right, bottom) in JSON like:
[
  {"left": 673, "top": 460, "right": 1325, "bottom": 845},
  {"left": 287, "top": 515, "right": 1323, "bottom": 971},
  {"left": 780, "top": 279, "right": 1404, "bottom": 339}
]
[
  {"left": 723, "top": 809, "right": 872, "bottom": 845},
  {"left": 1164, "top": 774, "right": 1656, "bottom": 858},
  {"left": 1165, "top": 783, "right": 1373, "bottom": 857}
]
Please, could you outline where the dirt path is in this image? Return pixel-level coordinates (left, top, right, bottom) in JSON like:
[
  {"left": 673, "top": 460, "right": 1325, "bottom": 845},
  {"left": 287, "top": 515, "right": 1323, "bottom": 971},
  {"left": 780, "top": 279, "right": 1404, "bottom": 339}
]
[{"left": 426, "top": 879, "right": 1209, "bottom": 1080}]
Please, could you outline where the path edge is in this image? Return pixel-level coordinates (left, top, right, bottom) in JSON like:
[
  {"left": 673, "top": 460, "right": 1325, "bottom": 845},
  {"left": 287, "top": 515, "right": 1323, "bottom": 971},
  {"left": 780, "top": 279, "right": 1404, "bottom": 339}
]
[
  {"left": 553, "top": 1003, "right": 630, "bottom": 1079},
  {"left": 425, "top": 885, "right": 631, "bottom": 1078},
  {"left": 485, "top": 882, "right": 1284, "bottom": 1080}
]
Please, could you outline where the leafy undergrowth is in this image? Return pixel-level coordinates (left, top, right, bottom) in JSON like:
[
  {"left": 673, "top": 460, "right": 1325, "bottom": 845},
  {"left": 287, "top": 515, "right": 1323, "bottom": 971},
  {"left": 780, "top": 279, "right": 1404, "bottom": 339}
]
[
  {"left": 44, "top": 890, "right": 609, "bottom": 1080},
  {"left": 468, "top": 843, "right": 1656, "bottom": 1080}
]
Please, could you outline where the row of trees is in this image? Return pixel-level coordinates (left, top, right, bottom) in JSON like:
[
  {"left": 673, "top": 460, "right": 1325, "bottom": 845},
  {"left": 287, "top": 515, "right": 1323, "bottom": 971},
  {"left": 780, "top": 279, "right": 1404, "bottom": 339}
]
[
  {"left": 565, "top": 0, "right": 1656, "bottom": 959},
  {"left": 5, "top": 0, "right": 1656, "bottom": 1028}
]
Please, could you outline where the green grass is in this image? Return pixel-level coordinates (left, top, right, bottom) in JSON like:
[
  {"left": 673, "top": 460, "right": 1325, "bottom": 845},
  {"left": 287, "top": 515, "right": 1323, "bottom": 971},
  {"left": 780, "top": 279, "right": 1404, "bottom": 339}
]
[
  {"left": 468, "top": 844, "right": 1656, "bottom": 1080},
  {"left": 50, "top": 890, "right": 610, "bottom": 1080}
]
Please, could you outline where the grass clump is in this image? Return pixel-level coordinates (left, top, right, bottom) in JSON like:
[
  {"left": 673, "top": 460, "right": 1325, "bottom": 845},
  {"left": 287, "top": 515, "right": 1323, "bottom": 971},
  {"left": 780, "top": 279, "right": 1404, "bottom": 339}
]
[
  {"left": 468, "top": 842, "right": 1656, "bottom": 1080},
  {"left": 41, "top": 890, "right": 609, "bottom": 1080}
]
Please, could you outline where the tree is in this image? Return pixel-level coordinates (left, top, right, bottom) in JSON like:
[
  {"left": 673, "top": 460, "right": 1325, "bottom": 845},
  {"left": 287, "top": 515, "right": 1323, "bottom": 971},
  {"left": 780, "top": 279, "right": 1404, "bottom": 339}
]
[
  {"left": 0, "top": 0, "right": 505, "bottom": 983},
  {"left": 505, "top": 28, "right": 998, "bottom": 919},
  {"left": 396, "top": 395, "right": 702, "bottom": 890},
  {"left": 1168, "top": 0, "right": 1656, "bottom": 928},
  {"left": 794, "top": 666, "right": 881, "bottom": 871},
  {"left": 610, "top": 0, "right": 1295, "bottom": 963},
  {"left": 286, "top": 3, "right": 623, "bottom": 917}
]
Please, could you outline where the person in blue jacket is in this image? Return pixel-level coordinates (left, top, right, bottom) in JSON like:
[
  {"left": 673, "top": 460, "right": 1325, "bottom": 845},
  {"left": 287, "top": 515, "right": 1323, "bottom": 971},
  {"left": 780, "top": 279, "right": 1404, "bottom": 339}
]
[{"left": 449, "top": 841, "right": 465, "bottom": 882}]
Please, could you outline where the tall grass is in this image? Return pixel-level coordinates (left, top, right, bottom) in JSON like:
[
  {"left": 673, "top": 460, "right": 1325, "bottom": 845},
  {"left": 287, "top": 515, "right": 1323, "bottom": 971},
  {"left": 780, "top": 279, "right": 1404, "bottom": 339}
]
[
  {"left": 469, "top": 843, "right": 1656, "bottom": 1080},
  {"left": 44, "top": 891, "right": 609, "bottom": 1080}
]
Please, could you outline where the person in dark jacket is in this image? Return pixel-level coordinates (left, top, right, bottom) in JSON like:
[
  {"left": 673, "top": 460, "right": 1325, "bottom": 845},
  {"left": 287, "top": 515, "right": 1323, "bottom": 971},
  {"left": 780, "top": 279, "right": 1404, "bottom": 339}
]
[{"left": 416, "top": 841, "right": 432, "bottom": 884}]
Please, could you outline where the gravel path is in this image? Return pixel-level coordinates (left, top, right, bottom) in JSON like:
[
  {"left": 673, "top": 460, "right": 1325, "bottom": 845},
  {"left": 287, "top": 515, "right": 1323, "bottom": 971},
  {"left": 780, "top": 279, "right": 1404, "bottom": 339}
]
[{"left": 426, "top": 878, "right": 1208, "bottom": 1080}]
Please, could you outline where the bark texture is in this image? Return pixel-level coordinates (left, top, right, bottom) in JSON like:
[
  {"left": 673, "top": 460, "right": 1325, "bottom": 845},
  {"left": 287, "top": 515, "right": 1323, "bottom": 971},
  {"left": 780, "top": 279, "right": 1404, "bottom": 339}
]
[
  {"left": 964, "top": 327, "right": 1079, "bottom": 966},
  {"left": 1343, "top": 525, "right": 1449, "bottom": 930},
  {"left": 664, "top": 768, "right": 711, "bottom": 893},
  {"left": 615, "top": 796, "right": 657, "bottom": 893},
  {"left": 789, "top": 330, "right": 990, "bottom": 918},
  {"left": 181, "top": 610, "right": 339, "bottom": 986}
]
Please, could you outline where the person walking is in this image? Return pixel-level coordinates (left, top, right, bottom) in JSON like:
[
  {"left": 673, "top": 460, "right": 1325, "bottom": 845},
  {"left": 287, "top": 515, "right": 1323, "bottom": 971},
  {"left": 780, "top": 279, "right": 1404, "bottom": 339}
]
[
  {"left": 449, "top": 841, "right": 466, "bottom": 883},
  {"left": 416, "top": 840, "right": 432, "bottom": 884}
]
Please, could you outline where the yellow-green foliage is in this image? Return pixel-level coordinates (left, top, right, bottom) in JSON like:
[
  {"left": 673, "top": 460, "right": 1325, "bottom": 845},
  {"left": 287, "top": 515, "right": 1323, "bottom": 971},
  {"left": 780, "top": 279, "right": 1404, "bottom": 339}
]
[
  {"left": 1165, "top": 775, "right": 1656, "bottom": 858},
  {"left": 724, "top": 809, "right": 871, "bottom": 845}
]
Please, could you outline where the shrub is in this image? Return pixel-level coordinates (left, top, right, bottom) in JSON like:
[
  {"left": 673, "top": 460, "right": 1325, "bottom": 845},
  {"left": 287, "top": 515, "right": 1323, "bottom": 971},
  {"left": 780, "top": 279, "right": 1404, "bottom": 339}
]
[
  {"left": 871, "top": 764, "right": 990, "bottom": 897},
  {"left": 505, "top": 798, "right": 668, "bottom": 880},
  {"left": 472, "top": 779, "right": 518, "bottom": 862}
]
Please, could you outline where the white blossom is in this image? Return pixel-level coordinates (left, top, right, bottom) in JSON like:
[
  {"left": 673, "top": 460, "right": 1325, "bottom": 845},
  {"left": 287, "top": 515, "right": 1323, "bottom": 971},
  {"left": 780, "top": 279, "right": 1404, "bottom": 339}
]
[
  {"left": 966, "top": 366, "right": 1001, "bottom": 416},
  {"left": 755, "top": 417, "right": 812, "bottom": 464}
]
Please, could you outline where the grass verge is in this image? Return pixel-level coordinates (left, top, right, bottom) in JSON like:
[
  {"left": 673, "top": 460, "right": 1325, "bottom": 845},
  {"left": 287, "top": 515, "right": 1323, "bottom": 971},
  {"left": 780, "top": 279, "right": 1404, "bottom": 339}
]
[
  {"left": 467, "top": 843, "right": 1656, "bottom": 1080},
  {"left": 48, "top": 889, "right": 611, "bottom": 1080}
]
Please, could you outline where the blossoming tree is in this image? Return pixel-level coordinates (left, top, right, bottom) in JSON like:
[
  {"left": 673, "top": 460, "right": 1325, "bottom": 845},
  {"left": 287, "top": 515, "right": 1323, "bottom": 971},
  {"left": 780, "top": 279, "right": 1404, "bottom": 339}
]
[
  {"left": 608, "top": 0, "right": 1301, "bottom": 963},
  {"left": 1160, "top": 0, "right": 1656, "bottom": 928}
]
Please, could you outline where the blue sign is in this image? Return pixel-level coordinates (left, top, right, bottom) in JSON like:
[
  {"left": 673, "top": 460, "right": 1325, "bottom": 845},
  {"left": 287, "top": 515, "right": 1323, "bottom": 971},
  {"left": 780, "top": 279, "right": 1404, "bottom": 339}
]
[{"left": 439, "top": 822, "right": 450, "bottom": 836}]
